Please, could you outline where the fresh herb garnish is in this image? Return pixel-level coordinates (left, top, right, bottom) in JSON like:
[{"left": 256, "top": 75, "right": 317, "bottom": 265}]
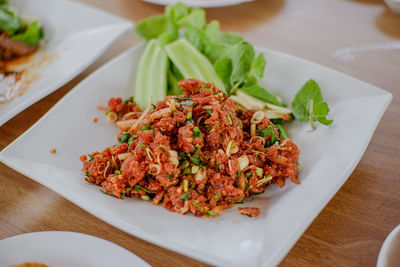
[
  {"left": 118, "top": 133, "right": 131, "bottom": 144},
  {"left": 85, "top": 171, "right": 92, "bottom": 177},
  {"left": 140, "top": 124, "right": 151, "bottom": 131},
  {"left": 192, "top": 126, "right": 202, "bottom": 138},
  {"left": 87, "top": 154, "right": 94, "bottom": 162},
  {"left": 140, "top": 143, "right": 146, "bottom": 148},
  {"left": 167, "top": 172, "right": 174, "bottom": 179},
  {"left": 186, "top": 111, "right": 193, "bottom": 120},
  {"left": 227, "top": 197, "right": 244, "bottom": 204},
  {"left": 258, "top": 125, "right": 280, "bottom": 146},
  {"left": 214, "top": 191, "right": 221, "bottom": 199},
  {"left": 134, "top": 185, "right": 151, "bottom": 194},
  {"left": 180, "top": 192, "right": 190, "bottom": 199},
  {"left": 204, "top": 210, "right": 216, "bottom": 216},
  {"left": 291, "top": 79, "right": 333, "bottom": 130},
  {"left": 227, "top": 114, "right": 233, "bottom": 125},
  {"left": 114, "top": 170, "right": 121, "bottom": 175},
  {"left": 123, "top": 96, "right": 134, "bottom": 104}
]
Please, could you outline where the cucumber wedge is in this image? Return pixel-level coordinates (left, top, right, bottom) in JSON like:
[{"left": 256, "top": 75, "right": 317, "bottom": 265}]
[
  {"left": 164, "top": 38, "right": 226, "bottom": 93},
  {"left": 135, "top": 39, "right": 168, "bottom": 110}
]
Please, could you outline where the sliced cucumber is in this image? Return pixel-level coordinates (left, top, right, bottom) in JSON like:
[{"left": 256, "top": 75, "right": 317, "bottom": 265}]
[
  {"left": 164, "top": 38, "right": 226, "bottom": 93},
  {"left": 135, "top": 39, "right": 168, "bottom": 110}
]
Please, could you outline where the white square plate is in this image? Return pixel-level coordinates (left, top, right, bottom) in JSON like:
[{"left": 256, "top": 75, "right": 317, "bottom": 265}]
[
  {"left": 0, "top": 0, "right": 133, "bottom": 126},
  {"left": 0, "top": 44, "right": 392, "bottom": 266}
]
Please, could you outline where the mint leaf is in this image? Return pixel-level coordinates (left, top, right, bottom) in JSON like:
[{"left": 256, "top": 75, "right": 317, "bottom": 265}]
[
  {"left": 0, "top": 7, "right": 20, "bottom": 35},
  {"left": 11, "top": 21, "right": 44, "bottom": 46},
  {"left": 291, "top": 79, "right": 333, "bottom": 128}
]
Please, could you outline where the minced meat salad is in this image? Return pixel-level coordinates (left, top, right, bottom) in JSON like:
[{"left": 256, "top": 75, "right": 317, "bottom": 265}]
[{"left": 80, "top": 79, "right": 300, "bottom": 217}]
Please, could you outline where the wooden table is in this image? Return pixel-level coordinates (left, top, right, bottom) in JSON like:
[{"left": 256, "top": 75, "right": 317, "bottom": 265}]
[{"left": 1, "top": 0, "right": 399, "bottom": 266}]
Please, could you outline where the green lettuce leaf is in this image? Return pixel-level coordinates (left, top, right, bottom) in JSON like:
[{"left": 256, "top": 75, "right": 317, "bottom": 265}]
[
  {"left": 11, "top": 21, "right": 44, "bottom": 46},
  {"left": 291, "top": 79, "right": 333, "bottom": 128},
  {"left": 0, "top": 7, "right": 20, "bottom": 35}
]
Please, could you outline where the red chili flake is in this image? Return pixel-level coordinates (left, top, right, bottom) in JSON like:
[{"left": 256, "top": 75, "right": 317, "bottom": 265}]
[
  {"left": 50, "top": 148, "right": 57, "bottom": 154},
  {"left": 93, "top": 117, "right": 98, "bottom": 123}
]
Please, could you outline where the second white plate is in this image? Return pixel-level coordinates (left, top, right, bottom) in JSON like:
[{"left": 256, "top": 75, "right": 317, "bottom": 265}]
[
  {"left": 0, "top": 0, "right": 133, "bottom": 126},
  {"left": 0, "top": 231, "right": 149, "bottom": 267}
]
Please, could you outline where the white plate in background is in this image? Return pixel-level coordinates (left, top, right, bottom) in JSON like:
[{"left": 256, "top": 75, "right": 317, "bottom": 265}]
[
  {"left": 0, "top": 231, "right": 149, "bottom": 267},
  {"left": 0, "top": 0, "right": 133, "bottom": 126},
  {"left": 142, "top": 0, "right": 253, "bottom": 8},
  {"left": 0, "top": 44, "right": 392, "bottom": 266},
  {"left": 377, "top": 224, "right": 400, "bottom": 267}
]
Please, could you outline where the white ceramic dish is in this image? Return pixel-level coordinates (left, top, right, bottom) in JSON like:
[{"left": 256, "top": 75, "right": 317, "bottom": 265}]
[
  {"left": 141, "top": 0, "right": 253, "bottom": 8},
  {"left": 0, "top": 0, "right": 133, "bottom": 126},
  {"left": 385, "top": 0, "right": 400, "bottom": 14},
  {"left": 377, "top": 224, "right": 400, "bottom": 267},
  {"left": 0, "top": 44, "right": 392, "bottom": 266},
  {"left": 0, "top": 231, "right": 149, "bottom": 267}
]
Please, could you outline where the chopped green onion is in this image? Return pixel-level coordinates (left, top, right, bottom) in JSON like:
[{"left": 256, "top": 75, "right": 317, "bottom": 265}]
[
  {"left": 141, "top": 195, "right": 150, "bottom": 201},
  {"left": 183, "top": 180, "right": 189, "bottom": 192},
  {"left": 183, "top": 168, "right": 191, "bottom": 175},
  {"left": 180, "top": 192, "right": 190, "bottom": 200},
  {"left": 256, "top": 167, "right": 263, "bottom": 177},
  {"left": 237, "top": 171, "right": 241, "bottom": 178},
  {"left": 125, "top": 187, "right": 132, "bottom": 192},
  {"left": 191, "top": 154, "right": 201, "bottom": 165},
  {"left": 227, "top": 197, "right": 244, "bottom": 204},
  {"left": 227, "top": 115, "right": 233, "bottom": 125},
  {"left": 121, "top": 191, "right": 125, "bottom": 199},
  {"left": 200, "top": 85, "right": 208, "bottom": 92},
  {"left": 118, "top": 133, "right": 131, "bottom": 144},
  {"left": 128, "top": 134, "right": 136, "bottom": 144},
  {"left": 215, "top": 163, "right": 220, "bottom": 171},
  {"left": 134, "top": 185, "right": 151, "bottom": 194},
  {"left": 205, "top": 210, "right": 216, "bottom": 216},
  {"left": 207, "top": 109, "right": 212, "bottom": 116},
  {"left": 180, "top": 160, "right": 190, "bottom": 170},
  {"left": 192, "top": 126, "right": 202, "bottom": 138},
  {"left": 123, "top": 96, "right": 134, "bottom": 104},
  {"left": 245, "top": 172, "right": 252, "bottom": 178},
  {"left": 140, "top": 124, "right": 151, "bottom": 131},
  {"left": 214, "top": 191, "right": 221, "bottom": 199},
  {"left": 192, "top": 201, "right": 202, "bottom": 210},
  {"left": 152, "top": 126, "right": 156, "bottom": 137},
  {"left": 140, "top": 143, "right": 146, "bottom": 148},
  {"left": 85, "top": 171, "right": 92, "bottom": 177},
  {"left": 87, "top": 154, "right": 94, "bottom": 162},
  {"left": 296, "top": 162, "right": 301, "bottom": 169},
  {"left": 186, "top": 111, "right": 192, "bottom": 120},
  {"left": 114, "top": 170, "right": 121, "bottom": 175},
  {"left": 216, "top": 122, "right": 223, "bottom": 143},
  {"left": 191, "top": 165, "right": 199, "bottom": 174},
  {"left": 167, "top": 172, "right": 174, "bottom": 179}
]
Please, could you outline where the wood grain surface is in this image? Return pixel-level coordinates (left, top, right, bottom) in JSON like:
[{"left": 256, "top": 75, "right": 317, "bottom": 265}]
[{"left": 1, "top": 0, "right": 399, "bottom": 266}]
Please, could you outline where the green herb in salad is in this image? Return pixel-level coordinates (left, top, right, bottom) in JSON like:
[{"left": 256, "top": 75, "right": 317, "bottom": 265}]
[
  {"left": 0, "top": 2, "right": 44, "bottom": 47},
  {"left": 291, "top": 79, "right": 333, "bottom": 129}
]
